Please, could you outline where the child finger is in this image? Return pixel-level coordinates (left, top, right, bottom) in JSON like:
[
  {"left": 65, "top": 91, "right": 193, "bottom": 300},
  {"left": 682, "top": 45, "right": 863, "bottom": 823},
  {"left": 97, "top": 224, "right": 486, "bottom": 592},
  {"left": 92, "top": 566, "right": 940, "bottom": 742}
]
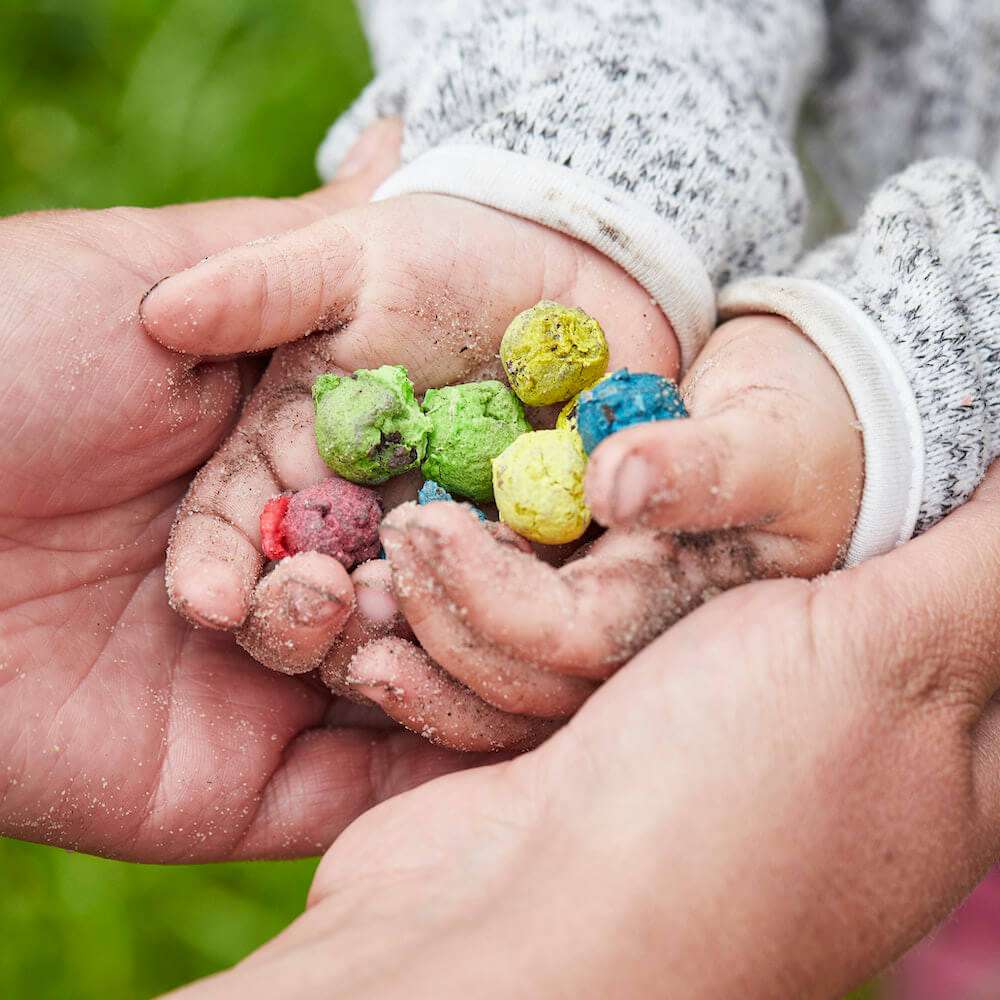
[
  {"left": 140, "top": 203, "right": 370, "bottom": 357},
  {"left": 166, "top": 429, "right": 279, "bottom": 629},
  {"left": 381, "top": 518, "right": 596, "bottom": 716},
  {"left": 167, "top": 509, "right": 262, "bottom": 630},
  {"left": 584, "top": 403, "right": 799, "bottom": 533},
  {"left": 384, "top": 501, "right": 688, "bottom": 679},
  {"left": 236, "top": 552, "right": 355, "bottom": 674},
  {"left": 347, "top": 637, "right": 559, "bottom": 752},
  {"left": 166, "top": 351, "right": 343, "bottom": 629},
  {"left": 141, "top": 119, "right": 402, "bottom": 355},
  {"left": 319, "top": 559, "right": 415, "bottom": 695}
]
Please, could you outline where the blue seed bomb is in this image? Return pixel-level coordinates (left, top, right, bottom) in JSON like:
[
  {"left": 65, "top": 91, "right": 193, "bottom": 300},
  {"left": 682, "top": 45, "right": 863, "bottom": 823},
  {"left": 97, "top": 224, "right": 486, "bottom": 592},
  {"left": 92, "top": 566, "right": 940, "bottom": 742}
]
[
  {"left": 576, "top": 369, "right": 688, "bottom": 454},
  {"left": 418, "top": 479, "right": 487, "bottom": 522}
]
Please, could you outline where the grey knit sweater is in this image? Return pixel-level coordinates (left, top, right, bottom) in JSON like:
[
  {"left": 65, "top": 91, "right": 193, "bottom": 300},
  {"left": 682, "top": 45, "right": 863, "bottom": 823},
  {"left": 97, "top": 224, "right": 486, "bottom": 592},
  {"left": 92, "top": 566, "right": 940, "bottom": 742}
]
[{"left": 318, "top": 0, "right": 1000, "bottom": 564}]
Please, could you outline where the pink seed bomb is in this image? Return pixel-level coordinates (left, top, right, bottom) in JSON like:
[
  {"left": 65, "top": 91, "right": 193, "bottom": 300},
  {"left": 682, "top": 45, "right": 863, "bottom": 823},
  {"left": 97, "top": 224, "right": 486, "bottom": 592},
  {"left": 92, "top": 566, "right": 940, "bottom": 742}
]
[{"left": 260, "top": 477, "right": 382, "bottom": 570}]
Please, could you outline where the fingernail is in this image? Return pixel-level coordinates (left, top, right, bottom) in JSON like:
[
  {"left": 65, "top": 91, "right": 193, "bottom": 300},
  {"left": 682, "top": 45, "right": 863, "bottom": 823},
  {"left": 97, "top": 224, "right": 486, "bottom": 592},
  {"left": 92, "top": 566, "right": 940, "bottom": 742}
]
[
  {"left": 346, "top": 676, "right": 403, "bottom": 704},
  {"left": 283, "top": 579, "right": 350, "bottom": 629},
  {"left": 611, "top": 454, "right": 655, "bottom": 523},
  {"left": 139, "top": 275, "right": 166, "bottom": 314},
  {"left": 356, "top": 584, "right": 399, "bottom": 623},
  {"left": 170, "top": 560, "right": 249, "bottom": 629},
  {"left": 345, "top": 659, "right": 404, "bottom": 701},
  {"left": 337, "top": 126, "right": 382, "bottom": 179}
]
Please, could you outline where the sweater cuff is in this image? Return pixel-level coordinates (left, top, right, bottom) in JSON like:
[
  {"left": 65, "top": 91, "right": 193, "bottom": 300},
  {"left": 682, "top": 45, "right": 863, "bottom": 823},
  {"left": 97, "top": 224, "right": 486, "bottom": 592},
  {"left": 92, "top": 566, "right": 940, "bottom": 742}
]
[
  {"left": 372, "top": 145, "right": 716, "bottom": 372},
  {"left": 718, "top": 277, "right": 925, "bottom": 566}
]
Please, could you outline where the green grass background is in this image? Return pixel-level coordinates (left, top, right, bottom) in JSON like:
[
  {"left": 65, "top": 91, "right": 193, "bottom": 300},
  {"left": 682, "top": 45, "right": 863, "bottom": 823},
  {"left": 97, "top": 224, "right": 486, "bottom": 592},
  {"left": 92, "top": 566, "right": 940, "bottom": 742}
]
[
  {"left": 0, "top": 1, "right": 369, "bottom": 997},
  {"left": 0, "top": 3, "right": 879, "bottom": 998},
  {"left": 0, "top": 0, "right": 371, "bottom": 213}
]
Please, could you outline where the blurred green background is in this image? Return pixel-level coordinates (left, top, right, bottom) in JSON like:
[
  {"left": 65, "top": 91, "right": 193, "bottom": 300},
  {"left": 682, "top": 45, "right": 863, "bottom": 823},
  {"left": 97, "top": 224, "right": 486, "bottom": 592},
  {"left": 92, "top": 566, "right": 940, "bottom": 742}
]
[
  {"left": 0, "top": 3, "right": 880, "bottom": 998},
  {"left": 0, "top": 0, "right": 371, "bottom": 214},
  {"left": 0, "top": 1, "right": 370, "bottom": 997}
]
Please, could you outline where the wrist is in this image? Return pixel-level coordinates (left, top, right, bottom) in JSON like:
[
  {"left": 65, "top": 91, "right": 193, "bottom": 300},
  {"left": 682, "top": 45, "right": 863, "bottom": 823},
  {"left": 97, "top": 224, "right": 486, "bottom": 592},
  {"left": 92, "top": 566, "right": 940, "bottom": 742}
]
[
  {"left": 374, "top": 147, "right": 709, "bottom": 371},
  {"left": 718, "top": 276, "right": 924, "bottom": 564}
]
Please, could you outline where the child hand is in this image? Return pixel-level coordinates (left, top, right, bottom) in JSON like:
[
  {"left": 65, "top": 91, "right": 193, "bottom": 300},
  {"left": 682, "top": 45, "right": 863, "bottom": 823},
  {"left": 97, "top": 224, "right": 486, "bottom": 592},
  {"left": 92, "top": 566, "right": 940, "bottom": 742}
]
[
  {"left": 356, "top": 313, "right": 863, "bottom": 737},
  {"left": 142, "top": 193, "right": 678, "bottom": 683},
  {"left": 586, "top": 314, "right": 863, "bottom": 575}
]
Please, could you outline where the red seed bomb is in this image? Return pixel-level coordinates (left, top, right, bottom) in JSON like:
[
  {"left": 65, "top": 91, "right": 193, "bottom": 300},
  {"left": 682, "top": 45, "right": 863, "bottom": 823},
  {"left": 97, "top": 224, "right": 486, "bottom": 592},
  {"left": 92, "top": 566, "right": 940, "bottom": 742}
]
[
  {"left": 260, "top": 494, "right": 292, "bottom": 561},
  {"left": 259, "top": 477, "right": 382, "bottom": 569}
]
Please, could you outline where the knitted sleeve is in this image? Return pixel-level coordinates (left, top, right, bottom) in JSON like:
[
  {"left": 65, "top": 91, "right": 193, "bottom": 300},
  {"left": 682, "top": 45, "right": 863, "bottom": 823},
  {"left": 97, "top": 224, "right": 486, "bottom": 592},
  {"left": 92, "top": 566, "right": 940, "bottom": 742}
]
[
  {"left": 318, "top": 0, "right": 828, "bottom": 370},
  {"left": 804, "top": 0, "right": 1000, "bottom": 224},
  {"left": 719, "top": 159, "right": 1000, "bottom": 564}
]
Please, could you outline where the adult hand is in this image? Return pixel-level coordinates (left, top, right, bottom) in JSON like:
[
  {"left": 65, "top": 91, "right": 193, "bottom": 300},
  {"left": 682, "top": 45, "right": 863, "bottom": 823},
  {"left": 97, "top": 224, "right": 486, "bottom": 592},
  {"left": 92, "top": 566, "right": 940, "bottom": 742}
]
[
  {"left": 175, "top": 466, "right": 1000, "bottom": 998},
  {"left": 0, "top": 122, "right": 479, "bottom": 862}
]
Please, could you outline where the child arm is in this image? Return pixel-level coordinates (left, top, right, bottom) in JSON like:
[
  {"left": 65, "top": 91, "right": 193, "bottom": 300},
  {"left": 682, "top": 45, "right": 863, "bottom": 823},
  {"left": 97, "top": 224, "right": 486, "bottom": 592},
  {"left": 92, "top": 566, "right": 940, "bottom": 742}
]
[
  {"left": 322, "top": 0, "right": 830, "bottom": 368},
  {"left": 720, "top": 158, "right": 1000, "bottom": 561},
  {"left": 805, "top": 0, "right": 1000, "bottom": 221}
]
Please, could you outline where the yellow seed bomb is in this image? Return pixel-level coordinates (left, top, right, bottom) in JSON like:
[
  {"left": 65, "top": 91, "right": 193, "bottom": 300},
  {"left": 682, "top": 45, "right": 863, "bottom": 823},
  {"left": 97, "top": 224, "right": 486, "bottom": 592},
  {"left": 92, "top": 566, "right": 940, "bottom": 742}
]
[
  {"left": 492, "top": 429, "right": 591, "bottom": 544},
  {"left": 556, "top": 374, "right": 612, "bottom": 433},
  {"left": 500, "top": 301, "right": 609, "bottom": 406}
]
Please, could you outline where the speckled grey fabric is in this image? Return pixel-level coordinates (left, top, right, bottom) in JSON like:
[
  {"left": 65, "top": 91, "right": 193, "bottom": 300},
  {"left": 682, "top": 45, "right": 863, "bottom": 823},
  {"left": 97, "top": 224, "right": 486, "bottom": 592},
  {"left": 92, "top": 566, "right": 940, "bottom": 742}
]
[
  {"left": 321, "top": 0, "right": 1000, "bottom": 538},
  {"left": 323, "top": 0, "right": 827, "bottom": 287},
  {"left": 795, "top": 159, "right": 1000, "bottom": 531},
  {"left": 806, "top": 1, "right": 1000, "bottom": 224}
]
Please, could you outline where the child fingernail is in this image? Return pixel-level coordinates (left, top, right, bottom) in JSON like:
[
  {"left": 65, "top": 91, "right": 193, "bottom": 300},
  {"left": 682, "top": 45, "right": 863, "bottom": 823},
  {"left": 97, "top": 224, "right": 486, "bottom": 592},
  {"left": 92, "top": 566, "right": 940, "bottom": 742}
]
[
  {"left": 356, "top": 583, "right": 399, "bottom": 623},
  {"left": 612, "top": 454, "right": 655, "bottom": 523},
  {"left": 280, "top": 578, "right": 351, "bottom": 629}
]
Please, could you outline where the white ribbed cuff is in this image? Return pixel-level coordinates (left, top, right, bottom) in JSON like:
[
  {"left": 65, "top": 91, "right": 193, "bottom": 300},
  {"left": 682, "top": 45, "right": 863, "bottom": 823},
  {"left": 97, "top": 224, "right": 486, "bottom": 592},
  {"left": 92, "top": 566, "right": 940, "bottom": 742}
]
[
  {"left": 718, "top": 277, "right": 924, "bottom": 566},
  {"left": 372, "top": 144, "right": 716, "bottom": 372}
]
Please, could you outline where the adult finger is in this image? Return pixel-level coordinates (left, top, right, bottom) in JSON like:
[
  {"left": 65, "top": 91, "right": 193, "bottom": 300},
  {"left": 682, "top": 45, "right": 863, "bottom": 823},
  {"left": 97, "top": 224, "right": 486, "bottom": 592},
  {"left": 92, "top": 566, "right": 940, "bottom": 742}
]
[{"left": 347, "top": 637, "right": 559, "bottom": 753}]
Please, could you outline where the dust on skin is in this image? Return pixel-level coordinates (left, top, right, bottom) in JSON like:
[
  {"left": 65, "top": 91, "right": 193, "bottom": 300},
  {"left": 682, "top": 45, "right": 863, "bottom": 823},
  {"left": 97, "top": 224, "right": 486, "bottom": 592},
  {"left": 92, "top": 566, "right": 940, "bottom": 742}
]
[
  {"left": 345, "top": 636, "right": 559, "bottom": 753},
  {"left": 162, "top": 283, "right": 767, "bottom": 752},
  {"left": 385, "top": 508, "right": 768, "bottom": 680},
  {"left": 236, "top": 552, "right": 355, "bottom": 675},
  {"left": 380, "top": 521, "right": 595, "bottom": 720}
]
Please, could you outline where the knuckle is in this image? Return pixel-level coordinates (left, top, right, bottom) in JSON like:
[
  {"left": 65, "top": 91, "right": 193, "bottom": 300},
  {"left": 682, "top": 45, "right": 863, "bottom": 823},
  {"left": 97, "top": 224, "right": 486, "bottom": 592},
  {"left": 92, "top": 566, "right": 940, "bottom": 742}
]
[
  {"left": 687, "top": 422, "right": 735, "bottom": 514},
  {"left": 242, "top": 245, "right": 279, "bottom": 345},
  {"left": 834, "top": 569, "right": 986, "bottom": 719}
]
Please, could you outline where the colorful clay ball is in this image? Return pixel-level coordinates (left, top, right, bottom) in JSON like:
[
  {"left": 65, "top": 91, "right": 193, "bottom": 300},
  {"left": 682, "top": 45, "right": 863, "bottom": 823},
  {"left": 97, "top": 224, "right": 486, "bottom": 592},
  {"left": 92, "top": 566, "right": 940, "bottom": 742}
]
[
  {"left": 260, "top": 476, "right": 382, "bottom": 569},
  {"left": 556, "top": 374, "right": 611, "bottom": 434},
  {"left": 492, "top": 429, "right": 591, "bottom": 544},
  {"left": 500, "top": 301, "right": 609, "bottom": 406},
  {"left": 418, "top": 478, "right": 487, "bottom": 522},
  {"left": 577, "top": 369, "right": 687, "bottom": 454},
  {"left": 313, "top": 365, "right": 430, "bottom": 484},
  {"left": 421, "top": 380, "right": 531, "bottom": 502}
]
